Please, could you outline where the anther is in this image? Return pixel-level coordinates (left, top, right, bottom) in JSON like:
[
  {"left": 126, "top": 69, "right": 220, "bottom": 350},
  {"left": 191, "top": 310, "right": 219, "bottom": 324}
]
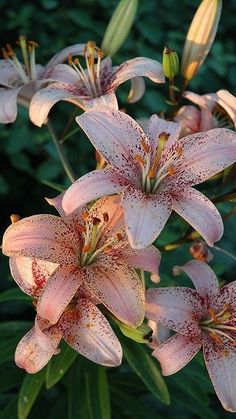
[
  {"left": 82, "top": 244, "right": 92, "bottom": 253},
  {"left": 208, "top": 308, "right": 219, "bottom": 324},
  {"left": 176, "top": 147, "right": 183, "bottom": 157},
  {"left": 92, "top": 217, "right": 101, "bottom": 226},
  {"left": 10, "top": 214, "right": 20, "bottom": 224},
  {"left": 141, "top": 139, "right": 149, "bottom": 153},
  {"left": 77, "top": 223, "right": 86, "bottom": 233},
  {"left": 168, "top": 167, "right": 175, "bottom": 175},
  {"left": 81, "top": 211, "right": 89, "bottom": 220},
  {"left": 103, "top": 212, "right": 109, "bottom": 222},
  {"left": 116, "top": 233, "right": 122, "bottom": 241},
  {"left": 135, "top": 154, "right": 145, "bottom": 165},
  {"left": 209, "top": 332, "right": 223, "bottom": 344}
]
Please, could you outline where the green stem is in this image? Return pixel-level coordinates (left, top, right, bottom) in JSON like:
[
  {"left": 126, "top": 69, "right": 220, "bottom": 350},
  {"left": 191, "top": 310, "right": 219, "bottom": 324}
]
[{"left": 46, "top": 121, "right": 76, "bottom": 184}]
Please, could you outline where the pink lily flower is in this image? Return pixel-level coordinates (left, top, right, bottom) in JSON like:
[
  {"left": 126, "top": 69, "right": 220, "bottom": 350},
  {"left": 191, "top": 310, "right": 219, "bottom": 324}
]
[
  {"left": 60, "top": 109, "right": 236, "bottom": 249},
  {"left": 175, "top": 90, "right": 236, "bottom": 136},
  {"left": 146, "top": 260, "right": 236, "bottom": 412},
  {"left": 0, "top": 35, "right": 85, "bottom": 123},
  {"left": 28, "top": 40, "right": 165, "bottom": 127},
  {"left": 15, "top": 292, "right": 122, "bottom": 373},
  {"left": 2, "top": 195, "right": 160, "bottom": 328}
]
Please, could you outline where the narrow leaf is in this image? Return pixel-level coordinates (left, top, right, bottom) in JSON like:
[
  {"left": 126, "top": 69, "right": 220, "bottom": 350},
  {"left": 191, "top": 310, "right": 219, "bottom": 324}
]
[
  {"left": 122, "top": 338, "right": 170, "bottom": 405},
  {"left": 18, "top": 369, "right": 46, "bottom": 419},
  {"left": 0, "top": 288, "right": 31, "bottom": 303},
  {"left": 46, "top": 341, "right": 78, "bottom": 389}
]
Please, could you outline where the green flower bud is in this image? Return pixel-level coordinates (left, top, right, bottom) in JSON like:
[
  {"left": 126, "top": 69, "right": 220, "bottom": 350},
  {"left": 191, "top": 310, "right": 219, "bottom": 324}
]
[
  {"left": 162, "top": 46, "right": 179, "bottom": 79},
  {"left": 101, "top": 0, "right": 138, "bottom": 56},
  {"left": 119, "top": 322, "right": 153, "bottom": 344}
]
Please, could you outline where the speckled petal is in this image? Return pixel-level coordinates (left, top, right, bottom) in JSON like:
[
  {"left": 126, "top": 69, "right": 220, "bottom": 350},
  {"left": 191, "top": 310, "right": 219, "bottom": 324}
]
[
  {"left": 164, "top": 128, "right": 236, "bottom": 187},
  {"left": 215, "top": 90, "right": 236, "bottom": 129},
  {"left": 76, "top": 109, "right": 149, "bottom": 179},
  {"left": 84, "top": 256, "right": 145, "bottom": 327},
  {"left": 0, "top": 59, "right": 19, "bottom": 87},
  {"left": 46, "top": 63, "right": 80, "bottom": 85},
  {"left": 83, "top": 92, "right": 118, "bottom": 110},
  {"left": 2, "top": 214, "right": 77, "bottom": 264},
  {"left": 172, "top": 187, "right": 223, "bottom": 246},
  {"left": 214, "top": 281, "right": 236, "bottom": 312},
  {"left": 62, "top": 168, "right": 126, "bottom": 215},
  {"left": 109, "top": 57, "right": 165, "bottom": 90},
  {"left": 119, "top": 245, "right": 161, "bottom": 275},
  {"left": 10, "top": 256, "right": 58, "bottom": 297},
  {"left": 0, "top": 86, "right": 22, "bottom": 124},
  {"left": 145, "top": 287, "right": 202, "bottom": 336},
  {"left": 60, "top": 299, "right": 122, "bottom": 366},
  {"left": 29, "top": 82, "right": 83, "bottom": 127},
  {"left": 152, "top": 333, "right": 202, "bottom": 375},
  {"left": 37, "top": 265, "right": 82, "bottom": 324},
  {"left": 203, "top": 334, "right": 236, "bottom": 412},
  {"left": 122, "top": 187, "right": 172, "bottom": 249},
  {"left": 173, "top": 259, "right": 219, "bottom": 302},
  {"left": 15, "top": 318, "right": 61, "bottom": 374},
  {"left": 147, "top": 115, "right": 181, "bottom": 157}
]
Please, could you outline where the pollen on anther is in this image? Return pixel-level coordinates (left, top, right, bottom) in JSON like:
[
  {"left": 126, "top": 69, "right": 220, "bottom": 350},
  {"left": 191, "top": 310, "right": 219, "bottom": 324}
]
[
  {"left": 176, "top": 147, "right": 183, "bottom": 157},
  {"left": 135, "top": 154, "right": 145, "bottom": 165},
  {"left": 92, "top": 217, "right": 101, "bottom": 226},
  {"left": 81, "top": 211, "right": 89, "bottom": 220},
  {"left": 141, "top": 139, "right": 149, "bottom": 153},
  {"left": 82, "top": 244, "right": 92, "bottom": 253},
  {"left": 103, "top": 212, "right": 109, "bottom": 222},
  {"left": 116, "top": 233, "right": 122, "bottom": 241},
  {"left": 168, "top": 167, "right": 175, "bottom": 176}
]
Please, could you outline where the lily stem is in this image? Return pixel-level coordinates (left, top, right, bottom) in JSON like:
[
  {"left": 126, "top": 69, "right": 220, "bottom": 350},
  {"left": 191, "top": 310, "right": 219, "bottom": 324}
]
[{"left": 46, "top": 121, "right": 76, "bottom": 184}]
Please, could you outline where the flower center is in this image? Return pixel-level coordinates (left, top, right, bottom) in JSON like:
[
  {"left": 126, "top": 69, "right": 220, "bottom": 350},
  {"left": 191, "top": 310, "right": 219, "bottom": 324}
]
[
  {"left": 134, "top": 131, "right": 183, "bottom": 194},
  {"left": 78, "top": 210, "right": 124, "bottom": 267},
  {"left": 200, "top": 306, "right": 236, "bottom": 348},
  {"left": 2, "top": 36, "right": 38, "bottom": 83},
  {"left": 68, "top": 41, "right": 104, "bottom": 98}
]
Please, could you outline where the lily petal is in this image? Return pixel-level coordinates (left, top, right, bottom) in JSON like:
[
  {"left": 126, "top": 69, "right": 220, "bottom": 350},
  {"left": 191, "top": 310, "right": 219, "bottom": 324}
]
[
  {"left": 145, "top": 287, "right": 202, "bottom": 336},
  {"left": 84, "top": 256, "right": 145, "bottom": 327},
  {"left": 165, "top": 128, "right": 236, "bottom": 187},
  {"left": 2, "top": 214, "right": 77, "bottom": 264},
  {"left": 203, "top": 334, "right": 236, "bottom": 412},
  {"left": 76, "top": 108, "right": 149, "bottom": 179},
  {"left": 43, "top": 43, "right": 85, "bottom": 75},
  {"left": 10, "top": 256, "right": 58, "bottom": 297},
  {"left": 119, "top": 245, "right": 161, "bottom": 275},
  {"left": 152, "top": 333, "right": 202, "bottom": 375},
  {"left": 122, "top": 187, "right": 172, "bottom": 249},
  {"left": 83, "top": 92, "right": 118, "bottom": 110},
  {"left": 147, "top": 115, "right": 181, "bottom": 156},
  {"left": 215, "top": 281, "right": 236, "bottom": 312},
  {"left": 62, "top": 168, "right": 126, "bottom": 215},
  {"left": 15, "top": 318, "right": 61, "bottom": 374},
  {"left": 29, "top": 82, "right": 82, "bottom": 127},
  {"left": 109, "top": 57, "right": 165, "bottom": 90},
  {"left": 173, "top": 259, "right": 219, "bottom": 302},
  {"left": 0, "top": 59, "right": 19, "bottom": 87},
  {"left": 216, "top": 90, "right": 236, "bottom": 129},
  {"left": 46, "top": 63, "right": 80, "bottom": 85},
  {"left": 0, "top": 86, "right": 22, "bottom": 123},
  {"left": 60, "top": 299, "right": 122, "bottom": 366},
  {"left": 37, "top": 265, "right": 82, "bottom": 324},
  {"left": 127, "top": 77, "right": 145, "bottom": 103},
  {"left": 172, "top": 187, "right": 223, "bottom": 246}
]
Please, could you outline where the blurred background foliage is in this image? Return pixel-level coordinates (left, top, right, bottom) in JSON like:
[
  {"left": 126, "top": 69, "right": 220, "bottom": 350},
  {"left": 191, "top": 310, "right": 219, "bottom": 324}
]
[{"left": 0, "top": 0, "right": 236, "bottom": 418}]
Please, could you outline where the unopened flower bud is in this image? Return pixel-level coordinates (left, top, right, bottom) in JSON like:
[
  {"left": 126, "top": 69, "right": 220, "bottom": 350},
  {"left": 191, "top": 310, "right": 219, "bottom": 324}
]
[
  {"left": 101, "top": 0, "right": 138, "bottom": 56},
  {"left": 119, "top": 321, "right": 153, "bottom": 344},
  {"left": 181, "top": 0, "right": 222, "bottom": 80},
  {"left": 189, "top": 239, "right": 213, "bottom": 262},
  {"left": 162, "top": 46, "right": 179, "bottom": 79}
]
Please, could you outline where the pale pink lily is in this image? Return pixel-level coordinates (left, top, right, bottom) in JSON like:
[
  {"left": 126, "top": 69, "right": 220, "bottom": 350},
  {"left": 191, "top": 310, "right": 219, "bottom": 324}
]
[
  {"left": 29, "top": 40, "right": 165, "bottom": 127},
  {"left": 0, "top": 36, "right": 85, "bottom": 123},
  {"left": 175, "top": 90, "right": 236, "bottom": 136},
  {"left": 15, "top": 292, "right": 122, "bottom": 373},
  {"left": 60, "top": 109, "right": 236, "bottom": 249},
  {"left": 146, "top": 260, "right": 236, "bottom": 412},
  {"left": 2, "top": 195, "right": 160, "bottom": 328}
]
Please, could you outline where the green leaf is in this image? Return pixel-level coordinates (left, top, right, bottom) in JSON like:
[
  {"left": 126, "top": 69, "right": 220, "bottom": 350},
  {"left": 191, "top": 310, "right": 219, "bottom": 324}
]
[
  {"left": 0, "top": 336, "right": 19, "bottom": 365},
  {"left": 122, "top": 338, "right": 170, "bottom": 405},
  {"left": 0, "top": 367, "right": 24, "bottom": 393},
  {"left": 0, "top": 394, "right": 18, "bottom": 419},
  {"left": 68, "top": 361, "right": 111, "bottom": 419},
  {"left": 46, "top": 341, "right": 78, "bottom": 389},
  {"left": 0, "top": 288, "right": 31, "bottom": 303},
  {"left": 18, "top": 369, "right": 46, "bottom": 419},
  {"left": 112, "top": 388, "right": 164, "bottom": 419},
  {"left": 0, "top": 321, "right": 32, "bottom": 337},
  {"left": 41, "top": 179, "right": 65, "bottom": 192}
]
